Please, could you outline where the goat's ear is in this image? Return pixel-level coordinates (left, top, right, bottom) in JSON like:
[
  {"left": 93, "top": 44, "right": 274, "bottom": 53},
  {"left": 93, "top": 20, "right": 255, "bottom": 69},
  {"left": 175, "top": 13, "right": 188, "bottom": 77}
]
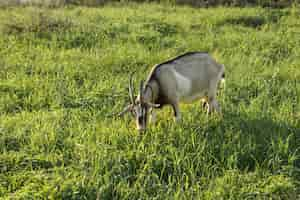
[
  {"left": 129, "top": 73, "right": 135, "bottom": 105},
  {"left": 117, "top": 104, "right": 134, "bottom": 117},
  {"left": 146, "top": 102, "right": 160, "bottom": 108}
]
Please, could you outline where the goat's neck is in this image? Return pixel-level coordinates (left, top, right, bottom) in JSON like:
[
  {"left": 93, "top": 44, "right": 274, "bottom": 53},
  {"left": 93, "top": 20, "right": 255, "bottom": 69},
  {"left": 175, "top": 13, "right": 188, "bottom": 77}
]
[{"left": 143, "top": 79, "right": 159, "bottom": 103}]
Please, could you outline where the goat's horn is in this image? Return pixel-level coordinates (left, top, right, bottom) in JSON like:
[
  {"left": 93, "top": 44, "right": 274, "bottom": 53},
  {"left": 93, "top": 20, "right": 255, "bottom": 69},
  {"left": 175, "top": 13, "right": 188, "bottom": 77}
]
[
  {"left": 129, "top": 72, "right": 135, "bottom": 105},
  {"left": 139, "top": 80, "right": 144, "bottom": 102}
]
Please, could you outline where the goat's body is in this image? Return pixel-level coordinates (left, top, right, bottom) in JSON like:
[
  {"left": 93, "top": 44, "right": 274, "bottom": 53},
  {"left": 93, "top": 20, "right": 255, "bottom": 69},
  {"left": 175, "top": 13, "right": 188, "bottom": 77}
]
[
  {"left": 119, "top": 51, "right": 225, "bottom": 132},
  {"left": 146, "top": 52, "right": 224, "bottom": 109}
]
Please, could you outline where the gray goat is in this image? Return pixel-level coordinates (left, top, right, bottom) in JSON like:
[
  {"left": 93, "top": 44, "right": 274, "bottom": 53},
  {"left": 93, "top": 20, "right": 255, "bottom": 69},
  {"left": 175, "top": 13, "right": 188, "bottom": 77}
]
[{"left": 119, "top": 52, "right": 225, "bottom": 132}]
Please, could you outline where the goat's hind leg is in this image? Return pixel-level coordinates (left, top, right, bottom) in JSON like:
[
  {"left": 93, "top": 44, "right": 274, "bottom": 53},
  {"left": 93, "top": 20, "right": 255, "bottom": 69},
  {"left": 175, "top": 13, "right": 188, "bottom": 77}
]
[
  {"left": 207, "top": 97, "right": 220, "bottom": 114},
  {"left": 207, "top": 81, "right": 221, "bottom": 115},
  {"left": 200, "top": 97, "right": 208, "bottom": 111},
  {"left": 171, "top": 102, "right": 181, "bottom": 122}
]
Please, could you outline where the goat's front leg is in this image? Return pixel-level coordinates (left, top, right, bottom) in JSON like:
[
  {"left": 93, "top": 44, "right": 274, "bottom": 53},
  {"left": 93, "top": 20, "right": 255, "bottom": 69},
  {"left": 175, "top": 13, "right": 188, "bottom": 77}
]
[
  {"left": 149, "top": 108, "right": 157, "bottom": 124},
  {"left": 171, "top": 102, "right": 181, "bottom": 122}
]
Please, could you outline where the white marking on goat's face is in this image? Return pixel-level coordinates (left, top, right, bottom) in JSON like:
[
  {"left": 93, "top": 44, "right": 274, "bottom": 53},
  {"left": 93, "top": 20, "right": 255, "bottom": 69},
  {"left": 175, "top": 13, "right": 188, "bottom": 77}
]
[{"left": 133, "top": 97, "right": 149, "bottom": 132}]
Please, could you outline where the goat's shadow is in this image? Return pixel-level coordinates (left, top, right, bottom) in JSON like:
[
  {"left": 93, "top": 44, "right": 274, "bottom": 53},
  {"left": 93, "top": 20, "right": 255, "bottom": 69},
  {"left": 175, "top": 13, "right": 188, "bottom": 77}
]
[{"left": 196, "top": 109, "right": 300, "bottom": 171}]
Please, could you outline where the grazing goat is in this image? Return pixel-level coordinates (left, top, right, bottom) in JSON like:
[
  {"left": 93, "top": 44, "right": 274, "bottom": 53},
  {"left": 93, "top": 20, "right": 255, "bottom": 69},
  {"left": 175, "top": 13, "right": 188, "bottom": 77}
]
[{"left": 119, "top": 52, "right": 225, "bottom": 132}]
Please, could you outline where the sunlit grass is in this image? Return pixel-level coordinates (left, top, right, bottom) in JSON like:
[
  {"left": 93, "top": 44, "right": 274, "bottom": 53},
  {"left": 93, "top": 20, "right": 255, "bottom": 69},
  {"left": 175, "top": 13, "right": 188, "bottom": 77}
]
[{"left": 0, "top": 3, "right": 299, "bottom": 199}]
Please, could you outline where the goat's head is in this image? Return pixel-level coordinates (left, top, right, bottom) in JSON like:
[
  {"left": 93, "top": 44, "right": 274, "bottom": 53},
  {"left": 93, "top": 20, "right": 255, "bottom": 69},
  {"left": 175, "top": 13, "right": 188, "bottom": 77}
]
[{"left": 118, "top": 74, "right": 159, "bottom": 132}]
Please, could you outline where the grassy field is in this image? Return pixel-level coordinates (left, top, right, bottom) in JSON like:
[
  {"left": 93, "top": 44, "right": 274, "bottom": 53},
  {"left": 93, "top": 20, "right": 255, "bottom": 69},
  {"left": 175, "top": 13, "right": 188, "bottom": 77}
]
[{"left": 0, "top": 3, "right": 300, "bottom": 199}]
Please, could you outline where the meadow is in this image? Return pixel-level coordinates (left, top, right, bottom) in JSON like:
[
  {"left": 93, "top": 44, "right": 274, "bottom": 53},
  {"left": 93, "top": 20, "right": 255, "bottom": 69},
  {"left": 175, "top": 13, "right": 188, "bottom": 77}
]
[{"left": 0, "top": 3, "right": 300, "bottom": 199}]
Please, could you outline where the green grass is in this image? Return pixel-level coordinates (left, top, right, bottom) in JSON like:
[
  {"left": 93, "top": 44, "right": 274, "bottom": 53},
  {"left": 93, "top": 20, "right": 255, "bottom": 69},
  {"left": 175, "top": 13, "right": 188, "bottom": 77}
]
[{"left": 0, "top": 3, "right": 300, "bottom": 199}]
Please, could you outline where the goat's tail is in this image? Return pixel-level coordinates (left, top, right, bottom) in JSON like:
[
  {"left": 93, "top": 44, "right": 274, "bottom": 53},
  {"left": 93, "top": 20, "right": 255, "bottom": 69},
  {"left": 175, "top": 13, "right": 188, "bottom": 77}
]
[
  {"left": 220, "top": 65, "right": 225, "bottom": 87},
  {"left": 221, "top": 71, "right": 225, "bottom": 80}
]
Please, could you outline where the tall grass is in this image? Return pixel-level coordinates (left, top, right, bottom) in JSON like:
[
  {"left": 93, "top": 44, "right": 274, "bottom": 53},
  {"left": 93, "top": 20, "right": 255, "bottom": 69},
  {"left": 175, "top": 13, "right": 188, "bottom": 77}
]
[{"left": 0, "top": 3, "right": 299, "bottom": 199}]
